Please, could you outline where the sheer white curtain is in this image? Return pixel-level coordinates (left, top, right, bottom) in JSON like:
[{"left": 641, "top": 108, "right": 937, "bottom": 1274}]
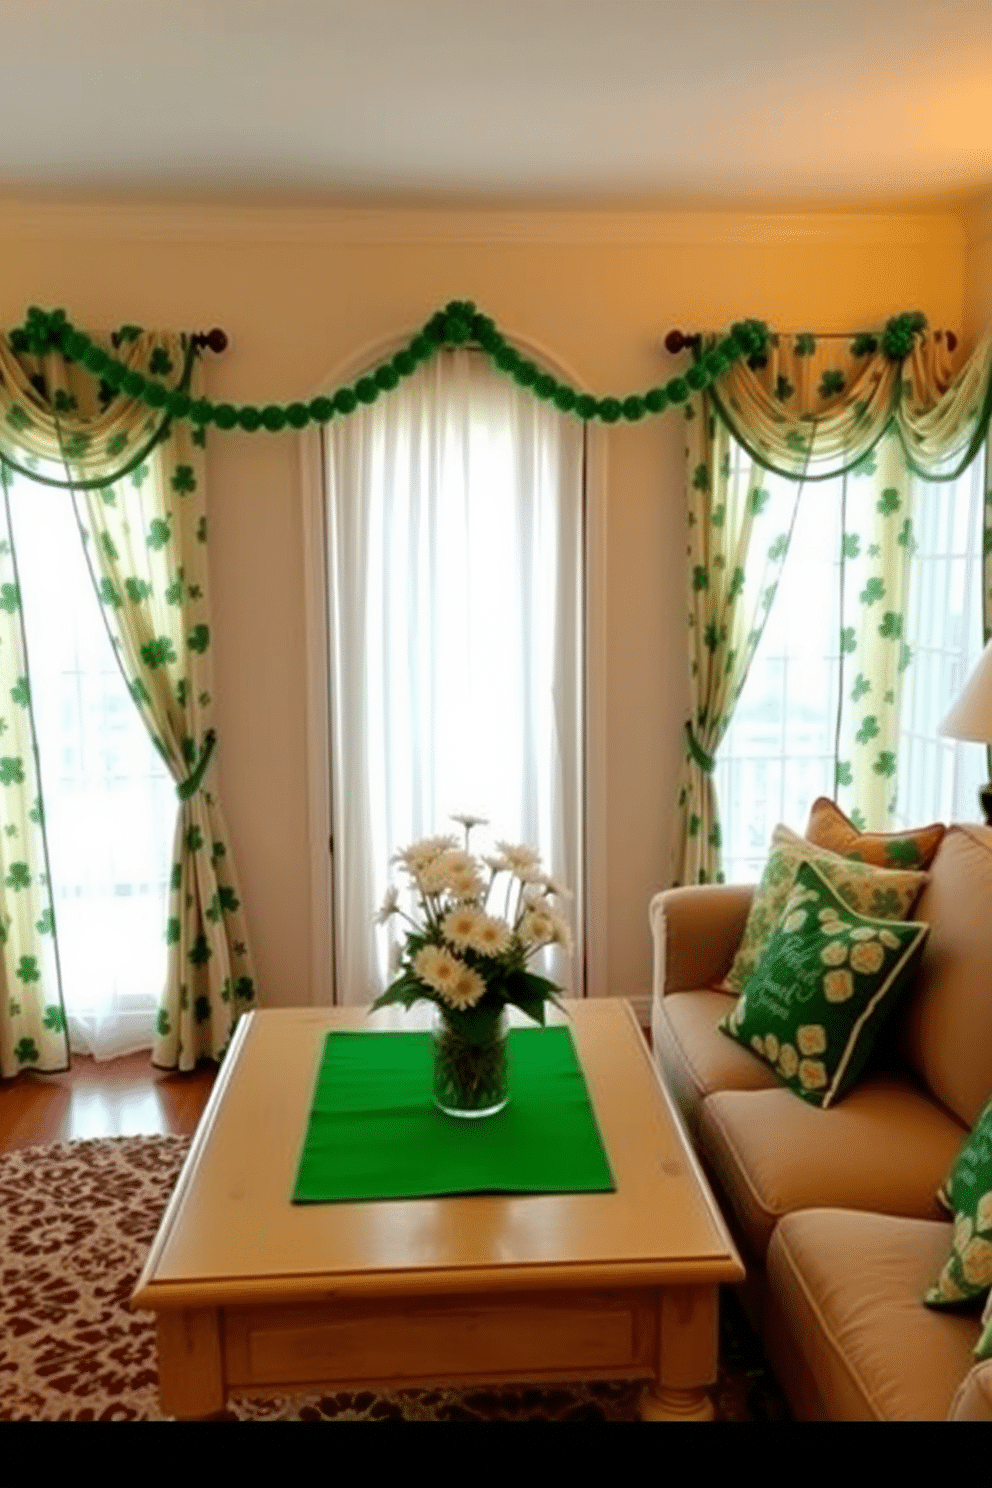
[
  {"left": 11, "top": 472, "right": 175, "bottom": 1059},
  {"left": 324, "top": 346, "right": 585, "bottom": 1004}
]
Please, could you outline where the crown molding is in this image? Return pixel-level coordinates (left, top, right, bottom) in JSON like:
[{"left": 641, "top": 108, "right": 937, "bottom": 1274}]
[{"left": 0, "top": 196, "right": 968, "bottom": 249}]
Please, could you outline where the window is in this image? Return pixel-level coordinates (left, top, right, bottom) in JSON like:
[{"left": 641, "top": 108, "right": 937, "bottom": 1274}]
[
  {"left": 322, "top": 346, "right": 587, "bottom": 1003},
  {"left": 10, "top": 473, "right": 176, "bottom": 1059},
  {"left": 716, "top": 441, "right": 987, "bottom": 882}
]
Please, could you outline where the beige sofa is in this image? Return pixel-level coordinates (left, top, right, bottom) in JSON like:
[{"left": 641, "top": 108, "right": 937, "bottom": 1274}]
[{"left": 650, "top": 822, "right": 992, "bottom": 1421}]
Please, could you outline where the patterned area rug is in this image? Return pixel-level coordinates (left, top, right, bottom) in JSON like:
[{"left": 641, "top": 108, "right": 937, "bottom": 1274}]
[{"left": 0, "top": 1135, "right": 789, "bottom": 1421}]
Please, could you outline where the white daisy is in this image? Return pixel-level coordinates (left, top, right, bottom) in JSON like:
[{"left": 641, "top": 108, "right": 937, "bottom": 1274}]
[
  {"left": 439, "top": 965, "right": 486, "bottom": 1010},
  {"left": 374, "top": 884, "right": 400, "bottom": 925},
  {"left": 442, "top": 904, "right": 484, "bottom": 950},
  {"left": 468, "top": 914, "right": 513, "bottom": 958},
  {"left": 413, "top": 943, "right": 463, "bottom": 995}
]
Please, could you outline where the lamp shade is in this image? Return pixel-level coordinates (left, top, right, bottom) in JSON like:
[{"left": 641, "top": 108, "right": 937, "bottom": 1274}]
[{"left": 940, "top": 639, "right": 992, "bottom": 744}]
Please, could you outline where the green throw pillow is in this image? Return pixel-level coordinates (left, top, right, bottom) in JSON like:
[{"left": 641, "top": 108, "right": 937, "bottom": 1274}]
[
  {"left": 926, "top": 1095, "right": 992, "bottom": 1314},
  {"left": 723, "top": 824, "right": 928, "bottom": 995},
  {"left": 719, "top": 860, "right": 929, "bottom": 1109}
]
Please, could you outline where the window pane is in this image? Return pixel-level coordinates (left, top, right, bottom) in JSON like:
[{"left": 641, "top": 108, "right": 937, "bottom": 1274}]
[{"left": 11, "top": 477, "right": 176, "bottom": 1060}]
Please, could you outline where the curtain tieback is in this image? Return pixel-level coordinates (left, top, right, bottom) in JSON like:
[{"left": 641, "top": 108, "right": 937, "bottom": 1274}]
[
  {"left": 685, "top": 722, "right": 716, "bottom": 774},
  {"left": 177, "top": 729, "right": 217, "bottom": 801}
]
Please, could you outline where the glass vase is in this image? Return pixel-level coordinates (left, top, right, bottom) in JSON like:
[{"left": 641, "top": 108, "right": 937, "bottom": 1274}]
[{"left": 432, "top": 1004, "right": 510, "bottom": 1119}]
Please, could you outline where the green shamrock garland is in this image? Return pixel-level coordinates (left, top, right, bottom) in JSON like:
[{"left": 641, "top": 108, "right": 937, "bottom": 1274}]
[{"left": 8, "top": 302, "right": 933, "bottom": 438}]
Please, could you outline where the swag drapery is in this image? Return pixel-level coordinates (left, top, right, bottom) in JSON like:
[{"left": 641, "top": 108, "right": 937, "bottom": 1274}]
[
  {"left": 674, "top": 324, "right": 992, "bottom": 886},
  {"left": 0, "top": 327, "right": 255, "bottom": 1077}
]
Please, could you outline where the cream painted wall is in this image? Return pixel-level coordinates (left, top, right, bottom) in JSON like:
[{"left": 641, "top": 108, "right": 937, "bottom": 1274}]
[
  {"left": 0, "top": 200, "right": 968, "bottom": 1017},
  {"left": 964, "top": 194, "right": 992, "bottom": 346}
]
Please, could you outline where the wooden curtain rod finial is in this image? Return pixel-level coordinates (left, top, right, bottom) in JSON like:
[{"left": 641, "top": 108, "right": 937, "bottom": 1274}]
[
  {"left": 192, "top": 328, "right": 228, "bottom": 354},
  {"left": 664, "top": 330, "right": 701, "bottom": 355}
]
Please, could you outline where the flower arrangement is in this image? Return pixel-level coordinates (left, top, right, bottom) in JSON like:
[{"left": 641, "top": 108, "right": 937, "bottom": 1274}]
[{"left": 371, "top": 815, "right": 572, "bottom": 1034}]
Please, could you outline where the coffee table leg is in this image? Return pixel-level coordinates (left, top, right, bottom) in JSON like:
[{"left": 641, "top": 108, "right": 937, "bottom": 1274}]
[
  {"left": 157, "top": 1309, "right": 226, "bottom": 1419},
  {"left": 640, "top": 1285, "right": 718, "bottom": 1422}
]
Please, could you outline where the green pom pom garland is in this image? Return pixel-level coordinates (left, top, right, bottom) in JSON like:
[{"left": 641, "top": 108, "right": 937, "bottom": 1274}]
[{"left": 6, "top": 301, "right": 931, "bottom": 444}]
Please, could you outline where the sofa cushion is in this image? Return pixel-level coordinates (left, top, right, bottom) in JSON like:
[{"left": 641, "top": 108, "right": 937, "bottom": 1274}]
[
  {"left": 766, "top": 1209, "right": 981, "bottom": 1420},
  {"left": 719, "top": 861, "right": 929, "bottom": 1109},
  {"left": 899, "top": 824, "right": 992, "bottom": 1129},
  {"left": 652, "top": 989, "right": 781, "bottom": 1137},
  {"left": 805, "top": 795, "right": 946, "bottom": 871},
  {"left": 723, "top": 824, "right": 928, "bottom": 995},
  {"left": 698, "top": 1079, "right": 964, "bottom": 1259},
  {"left": 926, "top": 1092, "right": 992, "bottom": 1309},
  {"left": 977, "top": 1289, "right": 992, "bottom": 1362}
]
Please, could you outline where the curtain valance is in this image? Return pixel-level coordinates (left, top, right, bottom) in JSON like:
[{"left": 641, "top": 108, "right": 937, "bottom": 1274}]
[{"left": 707, "top": 326, "right": 992, "bottom": 483}]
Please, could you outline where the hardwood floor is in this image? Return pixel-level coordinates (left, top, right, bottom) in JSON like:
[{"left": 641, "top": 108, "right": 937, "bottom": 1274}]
[
  {"left": 0, "top": 1051, "right": 217, "bottom": 1155},
  {"left": 0, "top": 1014, "right": 652, "bottom": 1156}
]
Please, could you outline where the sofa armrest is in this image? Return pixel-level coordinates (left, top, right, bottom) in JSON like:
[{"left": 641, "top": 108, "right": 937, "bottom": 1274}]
[
  {"left": 650, "top": 883, "right": 754, "bottom": 998},
  {"left": 948, "top": 1361, "right": 992, "bottom": 1421}
]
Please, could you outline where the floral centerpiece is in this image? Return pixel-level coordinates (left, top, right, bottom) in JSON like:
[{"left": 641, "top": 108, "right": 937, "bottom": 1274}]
[{"left": 371, "top": 816, "right": 572, "bottom": 1118}]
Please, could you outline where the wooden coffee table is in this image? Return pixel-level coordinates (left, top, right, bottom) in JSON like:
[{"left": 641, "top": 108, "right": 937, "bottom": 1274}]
[{"left": 131, "top": 998, "right": 743, "bottom": 1420}]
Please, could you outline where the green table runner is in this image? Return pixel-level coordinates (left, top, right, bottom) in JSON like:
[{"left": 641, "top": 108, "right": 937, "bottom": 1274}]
[{"left": 293, "top": 1025, "right": 615, "bottom": 1202}]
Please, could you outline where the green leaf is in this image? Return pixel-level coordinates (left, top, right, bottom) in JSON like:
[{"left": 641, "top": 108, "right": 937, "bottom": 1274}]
[
  {"left": 860, "top": 576, "right": 885, "bottom": 606},
  {"left": 186, "top": 825, "right": 204, "bottom": 853},
  {"left": 692, "top": 565, "right": 709, "bottom": 593},
  {"left": 851, "top": 448, "right": 878, "bottom": 477},
  {"left": 171, "top": 464, "right": 196, "bottom": 495},
  {"left": 149, "top": 347, "right": 173, "bottom": 377},
  {"left": 125, "top": 577, "right": 152, "bottom": 603},
  {"left": 165, "top": 917, "right": 181, "bottom": 944},
  {"left": 887, "top": 838, "right": 923, "bottom": 868},
  {"left": 14, "top": 1036, "right": 38, "bottom": 1065},
  {"left": 17, "top": 955, "right": 40, "bottom": 984},
  {"left": 5, "top": 862, "right": 30, "bottom": 890},
  {"left": 10, "top": 676, "right": 29, "bottom": 708},
  {"left": 187, "top": 623, "right": 210, "bottom": 654},
  {"left": 140, "top": 636, "right": 177, "bottom": 670},
  {"left": 879, "top": 611, "right": 903, "bottom": 639},
  {"left": 873, "top": 750, "right": 897, "bottom": 778},
  {"left": 61, "top": 431, "right": 91, "bottom": 460},
  {"left": 851, "top": 673, "right": 870, "bottom": 702},
  {"left": 692, "top": 462, "right": 710, "bottom": 493},
  {"left": 774, "top": 374, "right": 794, "bottom": 401},
  {"left": 856, "top": 715, "right": 880, "bottom": 744},
  {"left": 188, "top": 933, "right": 212, "bottom": 966},
  {"left": 835, "top": 759, "right": 853, "bottom": 787},
  {"left": 818, "top": 368, "right": 845, "bottom": 399},
  {"left": 841, "top": 532, "right": 861, "bottom": 559},
  {"left": 35, "top": 907, "right": 54, "bottom": 935},
  {"left": 156, "top": 1008, "right": 171, "bottom": 1036},
  {"left": 105, "top": 432, "right": 128, "bottom": 459},
  {"left": 147, "top": 517, "right": 171, "bottom": 550},
  {"left": 748, "top": 487, "right": 770, "bottom": 516},
  {"left": 99, "top": 578, "right": 122, "bottom": 608},
  {"left": 876, "top": 487, "right": 901, "bottom": 516},
  {"left": 0, "top": 757, "right": 25, "bottom": 786},
  {"left": 194, "top": 994, "right": 211, "bottom": 1024},
  {"left": 0, "top": 583, "right": 21, "bottom": 614},
  {"left": 794, "top": 334, "right": 816, "bottom": 356}
]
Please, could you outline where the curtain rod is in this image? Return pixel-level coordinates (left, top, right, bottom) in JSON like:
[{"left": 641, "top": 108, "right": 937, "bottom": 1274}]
[
  {"left": 190, "top": 328, "right": 228, "bottom": 353},
  {"left": 664, "top": 328, "right": 957, "bottom": 354}
]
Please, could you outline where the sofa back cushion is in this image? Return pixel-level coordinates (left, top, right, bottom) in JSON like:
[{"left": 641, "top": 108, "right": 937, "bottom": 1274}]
[{"left": 900, "top": 825, "right": 992, "bottom": 1128}]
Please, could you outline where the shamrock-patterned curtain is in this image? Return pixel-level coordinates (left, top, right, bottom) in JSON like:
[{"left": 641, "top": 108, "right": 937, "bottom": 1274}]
[
  {"left": 0, "top": 328, "right": 256, "bottom": 1074},
  {"left": 674, "top": 325, "right": 992, "bottom": 883},
  {"left": 672, "top": 399, "right": 803, "bottom": 885},
  {"left": 0, "top": 470, "right": 67, "bottom": 1077}
]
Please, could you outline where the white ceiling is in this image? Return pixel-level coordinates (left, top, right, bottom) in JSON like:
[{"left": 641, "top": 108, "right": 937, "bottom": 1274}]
[{"left": 2, "top": 0, "right": 991, "bottom": 210}]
